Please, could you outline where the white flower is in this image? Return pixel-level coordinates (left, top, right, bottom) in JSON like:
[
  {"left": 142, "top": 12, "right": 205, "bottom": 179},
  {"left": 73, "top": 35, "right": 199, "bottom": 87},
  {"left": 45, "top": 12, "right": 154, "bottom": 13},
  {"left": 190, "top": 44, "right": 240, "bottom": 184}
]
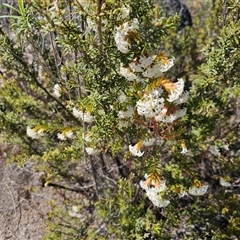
[
  {"left": 141, "top": 57, "right": 174, "bottom": 79},
  {"left": 154, "top": 107, "right": 167, "bottom": 122},
  {"left": 209, "top": 145, "right": 221, "bottom": 156},
  {"left": 114, "top": 19, "right": 139, "bottom": 53},
  {"left": 146, "top": 191, "right": 170, "bottom": 208},
  {"left": 53, "top": 84, "right": 61, "bottom": 98},
  {"left": 179, "top": 191, "right": 188, "bottom": 198},
  {"left": 159, "top": 57, "right": 174, "bottom": 72},
  {"left": 188, "top": 185, "right": 208, "bottom": 196},
  {"left": 136, "top": 88, "right": 165, "bottom": 118},
  {"left": 86, "top": 17, "right": 97, "bottom": 31},
  {"left": 140, "top": 178, "right": 170, "bottom": 208},
  {"left": 73, "top": 107, "right": 82, "bottom": 118},
  {"left": 118, "top": 106, "right": 134, "bottom": 119},
  {"left": 85, "top": 147, "right": 98, "bottom": 155},
  {"left": 180, "top": 146, "right": 188, "bottom": 154},
  {"left": 118, "top": 92, "right": 127, "bottom": 103},
  {"left": 219, "top": 178, "right": 232, "bottom": 187},
  {"left": 73, "top": 108, "right": 93, "bottom": 123},
  {"left": 119, "top": 5, "right": 130, "bottom": 19},
  {"left": 129, "top": 60, "right": 144, "bottom": 72},
  {"left": 142, "top": 64, "right": 161, "bottom": 78},
  {"left": 114, "top": 32, "right": 130, "bottom": 53},
  {"left": 167, "top": 78, "right": 185, "bottom": 102},
  {"left": 155, "top": 108, "right": 186, "bottom": 123},
  {"left": 83, "top": 132, "right": 92, "bottom": 142},
  {"left": 82, "top": 111, "right": 93, "bottom": 123},
  {"left": 118, "top": 120, "right": 129, "bottom": 128},
  {"left": 139, "top": 55, "right": 154, "bottom": 69},
  {"left": 222, "top": 144, "right": 229, "bottom": 151},
  {"left": 129, "top": 142, "right": 144, "bottom": 157},
  {"left": 57, "top": 130, "right": 74, "bottom": 141},
  {"left": 57, "top": 133, "right": 67, "bottom": 141},
  {"left": 120, "top": 66, "right": 137, "bottom": 81},
  {"left": 68, "top": 205, "right": 81, "bottom": 218},
  {"left": 143, "top": 138, "right": 156, "bottom": 147},
  {"left": 65, "top": 131, "right": 74, "bottom": 139},
  {"left": 140, "top": 179, "right": 167, "bottom": 192},
  {"left": 129, "top": 18, "right": 139, "bottom": 30},
  {"left": 173, "top": 91, "right": 189, "bottom": 104},
  {"left": 26, "top": 127, "right": 45, "bottom": 139},
  {"left": 72, "top": 205, "right": 78, "bottom": 213}
]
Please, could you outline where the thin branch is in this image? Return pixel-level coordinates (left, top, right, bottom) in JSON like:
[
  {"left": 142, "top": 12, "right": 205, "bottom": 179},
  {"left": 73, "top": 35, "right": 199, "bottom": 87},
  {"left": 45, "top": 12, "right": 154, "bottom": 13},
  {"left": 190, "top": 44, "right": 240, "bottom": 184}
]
[{"left": 97, "top": 0, "right": 104, "bottom": 57}]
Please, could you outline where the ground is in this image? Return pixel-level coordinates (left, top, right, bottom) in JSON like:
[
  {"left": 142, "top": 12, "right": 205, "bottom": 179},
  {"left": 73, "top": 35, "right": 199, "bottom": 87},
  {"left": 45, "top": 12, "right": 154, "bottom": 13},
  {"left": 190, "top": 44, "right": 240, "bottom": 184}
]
[{"left": 0, "top": 144, "right": 51, "bottom": 240}]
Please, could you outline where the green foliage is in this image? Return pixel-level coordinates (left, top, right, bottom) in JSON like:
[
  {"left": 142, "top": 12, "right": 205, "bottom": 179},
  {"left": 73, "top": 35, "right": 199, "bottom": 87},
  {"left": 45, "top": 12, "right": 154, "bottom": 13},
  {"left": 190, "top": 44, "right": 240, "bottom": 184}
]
[{"left": 96, "top": 175, "right": 166, "bottom": 239}]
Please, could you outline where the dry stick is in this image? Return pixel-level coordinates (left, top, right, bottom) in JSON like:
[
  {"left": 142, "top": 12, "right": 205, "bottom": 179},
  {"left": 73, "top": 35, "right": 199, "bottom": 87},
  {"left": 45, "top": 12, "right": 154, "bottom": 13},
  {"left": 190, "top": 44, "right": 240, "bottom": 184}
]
[
  {"left": 49, "top": 31, "right": 63, "bottom": 81},
  {"left": 4, "top": 182, "right": 17, "bottom": 216},
  {"left": 89, "top": 156, "right": 100, "bottom": 199},
  {"left": 3, "top": 181, "right": 20, "bottom": 238},
  {"left": 97, "top": 0, "right": 104, "bottom": 57}
]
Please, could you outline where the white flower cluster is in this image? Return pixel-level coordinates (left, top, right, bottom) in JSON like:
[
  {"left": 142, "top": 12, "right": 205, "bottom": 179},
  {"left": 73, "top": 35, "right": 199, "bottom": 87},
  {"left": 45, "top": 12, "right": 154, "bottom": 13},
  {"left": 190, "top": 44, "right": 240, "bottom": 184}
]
[
  {"left": 118, "top": 5, "right": 130, "bottom": 20},
  {"left": 188, "top": 185, "right": 208, "bottom": 196},
  {"left": 219, "top": 178, "right": 231, "bottom": 187},
  {"left": 118, "top": 106, "right": 134, "bottom": 119},
  {"left": 143, "top": 137, "right": 157, "bottom": 147},
  {"left": 26, "top": 127, "right": 45, "bottom": 139},
  {"left": 209, "top": 145, "right": 221, "bottom": 156},
  {"left": 137, "top": 87, "right": 165, "bottom": 118},
  {"left": 120, "top": 55, "right": 175, "bottom": 81},
  {"left": 136, "top": 79, "right": 188, "bottom": 124},
  {"left": 85, "top": 147, "right": 98, "bottom": 155},
  {"left": 83, "top": 132, "right": 92, "bottom": 143},
  {"left": 53, "top": 84, "right": 61, "bottom": 98},
  {"left": 180, "top": 145, "right": 188, "bottom": 154},
  {"left": 129, "top": 142, "right": 144, "bottom": 157},
  {"left": 140, "top": 177, "right": 170, "bottom": 208},
  {"left": 120, "top": 66, "right": 138, "bottom": 81},
  {"left": 57, "top": 130, "right": 74, "bottom": 141},
  {"left": 114, "top": 18, "right": 139, "bottom": 53},
  {"left": 118, "top": 51, "right": 188, "bottom": 125},
  {"left": 73, "top": 107, "right": 93, "bottom": 123}
]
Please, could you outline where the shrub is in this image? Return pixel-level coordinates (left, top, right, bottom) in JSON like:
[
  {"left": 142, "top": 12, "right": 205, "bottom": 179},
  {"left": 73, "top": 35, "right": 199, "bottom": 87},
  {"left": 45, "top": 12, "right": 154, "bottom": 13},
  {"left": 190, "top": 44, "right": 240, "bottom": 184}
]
[{"left": 0, "top": 0, "right": 239, "bottom": 239}]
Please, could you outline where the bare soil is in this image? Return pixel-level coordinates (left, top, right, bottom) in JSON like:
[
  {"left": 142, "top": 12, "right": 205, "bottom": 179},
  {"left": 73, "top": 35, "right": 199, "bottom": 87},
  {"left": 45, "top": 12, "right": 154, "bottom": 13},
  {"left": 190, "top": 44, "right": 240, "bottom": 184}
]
[{"left": 0, "top": 145, "right": 52, "bottom": 240}]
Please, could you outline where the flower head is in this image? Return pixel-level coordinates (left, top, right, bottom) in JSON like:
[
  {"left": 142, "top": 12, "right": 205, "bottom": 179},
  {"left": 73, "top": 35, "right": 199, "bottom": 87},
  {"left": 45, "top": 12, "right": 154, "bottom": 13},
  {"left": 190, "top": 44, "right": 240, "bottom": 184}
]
[
  {"left": 173, "top": 91, "right": 189, "bottom": 104},
  {"left": 219, "top": 178, "right": 231, "bottom": 187},
  {"left": 26, "top": 127, "right": 45, "bottom": 139},
  {"left": 138, "top": 55, "right": 174, "bottom": 79},
  {"left": 136, "top": 88, "right": 165, "bottom": 118},
  {"left": 119, "top": 5, "right": 130, "bottom": 20},
  {"left": 143, "top": 138, "right": 156, "bottom": 147},
  {"left": 189, "top": 184, "right": 208, "bottom": 196},
  {"left": 57, "top": 130, "right": 74, "bottom": 141},
  {"left": 120, "top": 66, "right": 137, "bottom": 81},
  {"left": 140, "top": 176, "right": 170, "bottom": 208},
  {"left": 85, "top": 147, "right": 98, "bottom": 155},
  {"left": 180, "top": 141, "right": 188, "bottom": 154},
  {"left": 53, "top": 84, "right": 62, "bottom": 98},
  {"left": 83, "top": 132, "right": 92, "bottom": 142},
  {"left": 73, "top": 108, "right": 93, "bottom": 123},
  {"left": 209, "top": 145, "right": 221, "bottom": 156},
  {"left": 114, "top": 19, "right": 139, "bottom": 53},
  {"left": 118, "top": 106, "right": 134, "bottom": 119},
  {"left": 167, "top": 78, "right": 185, "bottom": 102},
  {"left": 129, "top": 141, "right": 144, "bottom": 157},
  {"left": 158, "top": 57, "right": 174, "bottom": 72}
]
